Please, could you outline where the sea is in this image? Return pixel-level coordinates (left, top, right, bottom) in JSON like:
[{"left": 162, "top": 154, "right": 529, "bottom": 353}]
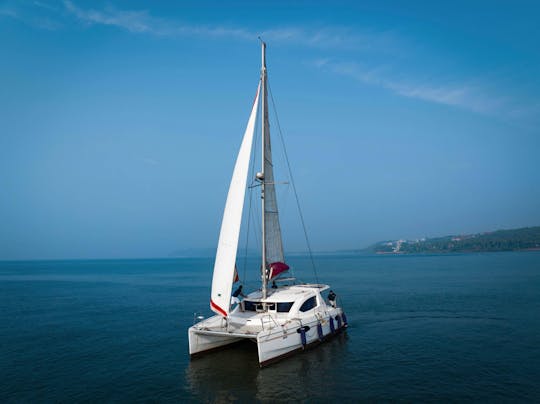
[{"left": 1, "top": 252, "right": 539, "bottom": 402}]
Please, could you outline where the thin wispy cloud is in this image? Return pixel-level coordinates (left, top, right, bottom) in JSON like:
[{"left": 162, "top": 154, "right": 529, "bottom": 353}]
[
  {"left": 3, "top": 1, "right": 534, "bottom": 122},
  {"left": 64, "top": 0, "right": 154, "bottom": 33},
  {"left": 62, "top": 1, "right": 266, "bottom": 40},
  {"left": 0, "top": 7, "right": 18, "bottom": 19},
  {"left": 6, "top": 1, "right": 386, "bottom": 48},
  {"left": 316, "top": 59, "right": 506, "bottom": 115},
  {"left": 0, "top": 4, "right": 61, "bottom": 30},
  {"left": 57, "top": 1, "right": 506, "bottom": 117},
  {"left": 33, "top": 1, "right": 61, "bottom": 12},
  {"left": 261, "top": 26, "right": 397, "bottom": 51},
  {"left": 61, "top": 1, "right": 393, "bottom": 50}
]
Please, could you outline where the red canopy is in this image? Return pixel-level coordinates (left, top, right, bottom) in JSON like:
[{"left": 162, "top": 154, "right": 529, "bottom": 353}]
[{"left": 269, "top": 262, "right": 289, "bottom": 279}]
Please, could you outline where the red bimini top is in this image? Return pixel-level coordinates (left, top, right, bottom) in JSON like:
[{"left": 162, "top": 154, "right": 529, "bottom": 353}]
[{"left": 269, "top": 262, "right": 289, "bottom": 279}]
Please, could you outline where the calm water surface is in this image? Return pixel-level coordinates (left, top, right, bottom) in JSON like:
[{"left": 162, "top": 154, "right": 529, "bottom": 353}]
[{"left": 1, "top": 252, "right": 539, "bottom": 402}]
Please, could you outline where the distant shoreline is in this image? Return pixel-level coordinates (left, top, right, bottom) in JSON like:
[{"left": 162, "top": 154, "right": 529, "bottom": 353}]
[
  {"left": 374, "top": 248, "right": 540, "bottom": 255},
  {"left": 2, "top": 226, "right": 540, "bottom": 261},
  {"left": 369, "top": 226, "right": 540, "bottom": 255}
]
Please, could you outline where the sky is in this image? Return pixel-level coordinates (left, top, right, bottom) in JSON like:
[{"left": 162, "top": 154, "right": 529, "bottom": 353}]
[{"left": 1, "top": 0, "right": 539, "bottom": 260}]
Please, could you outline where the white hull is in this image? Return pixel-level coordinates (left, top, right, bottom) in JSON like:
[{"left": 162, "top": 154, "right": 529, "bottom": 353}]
[
  {"left": 256, "top": 308, "right": 344, "bottom": 365},
  {"left": 189, "top": 290, "right": 347, "bottom": 367}
]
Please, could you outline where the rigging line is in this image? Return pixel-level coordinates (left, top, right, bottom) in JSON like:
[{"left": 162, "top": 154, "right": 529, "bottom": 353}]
[{"left": 267, "top": 79, "right": 320, "bottom": 286}]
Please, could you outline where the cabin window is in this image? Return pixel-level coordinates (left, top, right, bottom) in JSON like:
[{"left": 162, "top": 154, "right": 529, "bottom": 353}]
[
  {"left": 243, "top": 301, "right": 257, "bottom": 311},
  {"left": 276, "top": 302, "right": 294, "bottom": 312},
  {"left": 299, "top": 296, "right": 317, "bottom": 312},
  {"left": 267, "top": 303, "right": 276, "bottom": 311}
]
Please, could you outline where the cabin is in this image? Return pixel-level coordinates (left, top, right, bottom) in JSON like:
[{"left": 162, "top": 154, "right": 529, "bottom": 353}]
[{"left": 229, "top": 285, "right": 330, "bottom": 325}]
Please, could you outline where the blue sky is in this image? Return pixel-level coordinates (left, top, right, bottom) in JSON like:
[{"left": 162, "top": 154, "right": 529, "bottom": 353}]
[{"left": 1, "top": 0, "right": 539, "bottom": 260}]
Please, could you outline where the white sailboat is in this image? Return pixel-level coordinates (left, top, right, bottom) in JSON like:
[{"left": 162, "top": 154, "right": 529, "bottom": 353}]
[{"left": 188, "top": 42, "right": 347, "bottom": 367}]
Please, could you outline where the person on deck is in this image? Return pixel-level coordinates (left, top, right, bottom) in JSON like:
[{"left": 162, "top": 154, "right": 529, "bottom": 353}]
[
  {"left": 328, "top": 290, "right": 337, "bottom": 308},
  {"left": 231, "top": 285, "right": 247, "bottom": 305}
]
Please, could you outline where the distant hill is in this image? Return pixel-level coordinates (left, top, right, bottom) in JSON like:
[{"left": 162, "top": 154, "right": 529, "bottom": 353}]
[{"left": 370, "top": 226, "right": 540, "bottom": 254}]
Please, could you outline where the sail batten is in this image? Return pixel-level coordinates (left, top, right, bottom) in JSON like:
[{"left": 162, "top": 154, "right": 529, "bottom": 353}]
[{"left": 210, "top": 83, "right": 261, "bottom": 317}]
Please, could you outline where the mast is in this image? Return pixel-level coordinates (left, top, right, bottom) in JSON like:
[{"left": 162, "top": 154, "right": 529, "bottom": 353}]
[{"left": 261, "top": 41, "right": 268, "bottom": 300}]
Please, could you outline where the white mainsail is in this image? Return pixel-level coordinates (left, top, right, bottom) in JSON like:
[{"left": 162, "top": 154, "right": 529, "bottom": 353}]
[{"left": 210, "top": 83, "right": 260, "bottom": 317}]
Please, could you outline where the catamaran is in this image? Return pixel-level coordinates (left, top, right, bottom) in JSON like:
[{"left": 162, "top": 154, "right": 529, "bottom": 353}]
[{"left": 188, "top": 42, "right": 347, "bottom": 367}]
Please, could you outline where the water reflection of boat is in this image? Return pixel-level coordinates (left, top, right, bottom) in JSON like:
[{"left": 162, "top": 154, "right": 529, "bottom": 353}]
[{"left": 186, "top": 333, "right": 349, "bottom": 402}]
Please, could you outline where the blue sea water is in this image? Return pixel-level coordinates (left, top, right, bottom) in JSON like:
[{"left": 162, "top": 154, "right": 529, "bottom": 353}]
[{"left": 1, "top": 252, "right": 540, "bottom": 402}]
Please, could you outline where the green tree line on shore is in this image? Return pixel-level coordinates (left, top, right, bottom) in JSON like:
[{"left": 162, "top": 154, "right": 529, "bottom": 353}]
[{"left": 372, "top": 226, "right": 540, "bottom": 254}]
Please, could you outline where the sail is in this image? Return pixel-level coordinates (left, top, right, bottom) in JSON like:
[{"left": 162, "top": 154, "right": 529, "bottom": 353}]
[
  {"left": 262, "top": 79, "right": 287, "bottom": 276},
  {"left": 210, "top": 83, "right": 260, "bottom": 317}
]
